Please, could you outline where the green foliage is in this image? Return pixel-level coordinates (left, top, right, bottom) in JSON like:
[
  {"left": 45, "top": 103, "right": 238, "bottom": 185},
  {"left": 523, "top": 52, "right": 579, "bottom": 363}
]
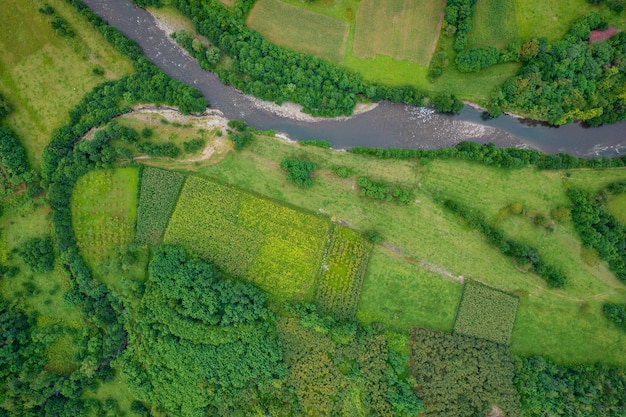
[
  {"left": 0, "top": 93, "right": 12, "bottom": 119},
  {"left": 497, "top": 14, "right": 626, "bottom": 125},
  {"left": 106, "top": 121, "right": 138, "bottom": 144},
  {"left": 279, "top": 306, "right": 422, "bottom": 416},
  {"left": 135, "top": 167, "right": 186, "bottom": 245},
  {"left": 432, "top": 92, "right": 464, "bottom": 114},
  {"left": 315, "top": 225, "right": 371, "bottom": 320},
  {"left": 364, "top": 229, "right": 384, "bottom": 244},
  {"left": 410, "top": 327, "right": 521, "bottom": 417},
  {"left": 182, "top": 137, "right": 206, "bottom": 153},
  {"left": 19, "top": 236, "right": 55, "bottom": 273},
  {"left": 455, "top": 46, "right": 503, "bottom": 72},
  {"left": 280, "top": 158, "right": 316, "bottom": 187},
  {"left": 567, "top": 187, "right": 626, "bottom": 284},
  {"left": 140, "top": 127, "right": 153, "bottom": 139},
  {"left": 453, "top": 281, "right": 519, "bottom": 344},
  {"left": 136, "top": 141, "right": 181, "bottom": 158},
  {"left": 356, "top": 177, "right": 413, "bottom": 204},
  {"left": 443, "top": 199, "right": 567, "bottom": 288},
  {"left": 229, "top": 131, "right": 253, "bottom": 151},
  {"left": 123, "top": 245, "right": 285, "bottom": 415},
  {"left": 334, "top": 165, "right": 353, "bottom": 178},
  {"left": 443, "top": 0, "right": 478, "bottom": 51},
  {"left": 164, "top": 176, "right": 330, "bottom": 301},
  {"left": 0, "top": 127, "right": 35, "bottom": 184},
  {"left": 515, "top": 356, "right": 626, "bottom": 417},
  {"left": 602, "top": 303, "right": 626, "bottom": 331},
  {"left": 299, "top": 139, "right": 331, "bottom": 149}
]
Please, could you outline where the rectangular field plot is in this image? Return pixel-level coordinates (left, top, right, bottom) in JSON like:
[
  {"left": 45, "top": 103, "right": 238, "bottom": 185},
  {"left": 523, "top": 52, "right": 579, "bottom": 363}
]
[
  {"left": 468, "top": 0, "right": 518, "bottom": 49},
  {"left": 357, "top": 249, "right": 462, "bottom": 331},
  {"left": 246, "top": 0, "right": 349, "bottom": 62},
  {"left": 353, "top": 0, "right": 445, "bottom": 65},
  {"left": 135, "top": 167, "right": 186, "bottom": 245},
  {"left": 453, "top": 281, "right": 519, "bottom": 345},
  {"left": 315, "top": 225, "right": 371, "bottom": 320},
  {"left": 164, "top": 176, "right": 331, "bottom": 301},
  {"left": 71, "top": 168, "right": 139, "bottom": 270}
]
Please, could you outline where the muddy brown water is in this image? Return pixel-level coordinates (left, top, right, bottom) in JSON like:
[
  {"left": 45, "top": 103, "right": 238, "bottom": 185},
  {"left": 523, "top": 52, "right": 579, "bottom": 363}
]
[{"left": 84, "top": 0, "right": 626, "bottom": 157}]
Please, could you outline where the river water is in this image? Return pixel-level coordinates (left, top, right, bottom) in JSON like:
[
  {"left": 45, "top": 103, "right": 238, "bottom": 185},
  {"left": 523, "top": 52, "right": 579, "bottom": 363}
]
[{"left": 84, "top": 0, "right": 626, "bottom": 156}]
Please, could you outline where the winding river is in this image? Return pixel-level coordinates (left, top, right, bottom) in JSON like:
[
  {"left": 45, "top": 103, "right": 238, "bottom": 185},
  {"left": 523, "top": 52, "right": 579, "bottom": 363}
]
[{"left": 84, "top": 0, "right": 626, "bottom": 156}]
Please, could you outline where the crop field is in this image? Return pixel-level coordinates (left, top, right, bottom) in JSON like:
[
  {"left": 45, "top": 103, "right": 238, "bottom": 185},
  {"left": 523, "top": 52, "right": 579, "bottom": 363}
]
[
  {"left": 356, "top": 249, "right": 462, "bottom": 331},
  {"left": 135, "top": 167, "right": 186, "bottom": 245},
  {"left": 453, "top": 281, "right": 519, "bottom": 345},
  {"left": 468, "top": 0, "right": 518, "bottom": 49},
  {"left": 71, "top": 168, "right": 139, "bottom": 274},
  {"left": 0, "top": 0, "right": 133, "bottom": 168},
  {"left": 164, "top": 175, "right": 331, "bottom": 301},
  {"left": 315, "top": 225, "right": 371, "bottom": 319},
  {"left": 352, "top": 0, "right": 445, "bottom": 66},
  {"left": 247, "top": 0, "right": 350, "bottom": 62}
]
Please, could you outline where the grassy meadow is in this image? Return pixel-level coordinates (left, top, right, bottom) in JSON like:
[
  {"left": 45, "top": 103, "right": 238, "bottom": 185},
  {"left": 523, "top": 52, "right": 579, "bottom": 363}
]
[
  {"left": 352, "top": 0, "right": 445, "bottom": 65},
  {"left": 0, "top": 0, "right": 133, "bottom": 168},
  {"left": 607, "top": 194, "right": 626, "bottom": 225},
  {"left": 247, "top": 0, "right": 350, "bottom": 62},
  {"left": 182, "top": 133, "right": 626, "bottom": 366},
  {"left": 70, "top": 168, "right": 139, "bottom": 284},
  {"left": 468, "top": 0, "right": 518, "bottom": 49}
]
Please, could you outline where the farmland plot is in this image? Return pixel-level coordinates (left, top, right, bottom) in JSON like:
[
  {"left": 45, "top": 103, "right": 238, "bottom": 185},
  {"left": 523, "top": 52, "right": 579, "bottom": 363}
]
[
  {"left": 315, "top": 225, "right": 371, "bottom": 319},
  {"left": 453, "top": 281, "right": 519, "bottom": 345},
  {"left": 352, "top": 0, "right": 445, "bottom": 65},
  {"left": 135, "top": 167, "right": 186, "bottom": 245},
  {"left": 71, "top": 168, "right": 139, "bottom": 270},
  {"left": 164, "top": 176, "right": 330, "bottom": 301}
]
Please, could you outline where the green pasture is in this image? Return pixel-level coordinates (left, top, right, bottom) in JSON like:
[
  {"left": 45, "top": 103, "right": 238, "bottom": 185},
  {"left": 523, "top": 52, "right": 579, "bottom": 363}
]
[
  {"left": 196, "top": 134, "right": 626, "bottom": 365},
  {"left": 164, "top": 175, "right": 331, "bottom": 301},
  {"left": 247, "top": 0, "right": 350, "bottom": 62},
  {"left": 565, "top": 168, "right": 626, "bottom": 194},
  {"left": 357, "top": 249, "right": 462, "bottom": 332},
  {"left": 469, "top": 0, "right": 518, "bottom": 49},
  {"left": 70, "top": 168, "right": 139, "bottom": 283},
  {"left": 0, "top": 0, "right": 133, "bottom": 169},
  {"left": 352, "top": 0, "right": 445, "bottom": 66}
]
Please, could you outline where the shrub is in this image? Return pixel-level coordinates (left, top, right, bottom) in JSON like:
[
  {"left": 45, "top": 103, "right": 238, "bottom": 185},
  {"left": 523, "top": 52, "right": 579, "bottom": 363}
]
[
  {"left": 356, "top": 177, "right": 413, "bottom": 204},
  {"left": 364, "top": 230, "right": 384, "bottom": 244},
  {"left": 230, "top": 131, "right": 253, "bottom": 151},
  {"left": 334, "top": 166, "right": 352, "bottom": 178},
  {"left": 141, "top": 127, "right": 153, "bottom": 138},
  {"left": 20, "top": 236, "right": 55, "bottom": 273},
  {"left": 550, "top": 206, "right": 571, "bottom": 223},
  {"left": 183, "top": 138, "right": 206, "bottom": 153},
  {"left": 281, "top": 159, "right": 316, "bottom": 187}
]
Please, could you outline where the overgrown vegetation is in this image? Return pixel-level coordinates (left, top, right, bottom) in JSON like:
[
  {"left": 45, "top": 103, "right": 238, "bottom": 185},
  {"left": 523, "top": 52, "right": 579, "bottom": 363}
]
[
  {"left": 280, "top": 158, "right": 316, "bottom": 187},
  {"left": 357, "top": 177, "right": 413, "bottom": 204}
]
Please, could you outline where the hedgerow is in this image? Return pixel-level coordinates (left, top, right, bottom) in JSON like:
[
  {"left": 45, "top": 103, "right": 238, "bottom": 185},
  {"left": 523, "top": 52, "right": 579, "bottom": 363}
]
[
  {"left": 163, "top": 176, "right": 330, "bottom": 301},
  {"left": 135, "top": 167, "right": 186, "bottom": 245},
  {"left": 315, "top": 225, "right": 371, "bottom": 320},
  {"left": 453, "top": 281, "right": 519, "bottom": 344}
]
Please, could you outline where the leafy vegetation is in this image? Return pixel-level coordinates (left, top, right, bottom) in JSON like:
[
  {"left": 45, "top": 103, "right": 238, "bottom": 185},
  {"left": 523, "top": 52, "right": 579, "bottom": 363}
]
[
  {"left": 315, "top": 225, "right": 371, "bottom": 320},
  {"left": 280, "top": 158, "right": 316, "bottom": 187},
  {"left": 19, "top": 236, "right": 55, "bottom": 273},
  {"left": 515, "top": 356, "right": 626, "bottom": 417},
  {"left": 164, "top": 175, "right": 330, "bottom": 301},
  {"left": 453, "top": 281, "right": 519, "bottom": 344},
  {"left": 356, "top": 177, "right": 413, "bottom": 204},
  {"left": 410, "top": 327, "right": 521, "bottom": 417},
  {"left": 135, "top": 167, "right": 186, "bottom": 245}
]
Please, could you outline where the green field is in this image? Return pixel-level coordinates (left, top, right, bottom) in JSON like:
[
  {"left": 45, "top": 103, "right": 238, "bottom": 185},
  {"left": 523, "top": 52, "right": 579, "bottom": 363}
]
[
  {"left": 468, "top": 0, "right": 518, "bottom": 49},
  {"left": 357, "top": 248, "right": 462, "bottom": 331},
  {"left": 315, "top": 225, "right": 371, "bottom": 319},
  {"left": 164, "top": 175, "right": 331, "bottom": 301},
  {"left": 352, "top": 0, "right": 445, "bottom": 65},
  {"left": 0, "top": 0, "right": 133, "bottom": 168},
  {"left": 71, "top": 168, "right": 139, "bottom": 278},
  {"left": 135, "top": 167, "right": 186, "bottom": 245},
  {"left": 196, "top": 132, "right": 626, "bottom": 365},
  {"left": 607, "top": 194, "right": 626, "bottom": 225},
  {"left": 247, "top": 0, "right": 350, "bottom": 62},
  {"left": 453, "top": 281, "right": 519, "bottom": 344}
]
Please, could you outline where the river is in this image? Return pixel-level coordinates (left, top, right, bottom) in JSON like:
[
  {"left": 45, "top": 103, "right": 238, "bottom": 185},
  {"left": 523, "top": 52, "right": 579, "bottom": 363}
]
[{"left": 83, "top": 0, "right": 626, "bottom": 157}]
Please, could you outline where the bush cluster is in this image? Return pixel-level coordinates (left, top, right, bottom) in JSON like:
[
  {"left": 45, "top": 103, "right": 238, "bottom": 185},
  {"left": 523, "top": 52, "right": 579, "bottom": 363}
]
[
  {"left": 356, "top": 177, "right": 413, "bottom": 204},
  {"left": 280, "top": 159, "right": 316, "bottom": 187}
]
